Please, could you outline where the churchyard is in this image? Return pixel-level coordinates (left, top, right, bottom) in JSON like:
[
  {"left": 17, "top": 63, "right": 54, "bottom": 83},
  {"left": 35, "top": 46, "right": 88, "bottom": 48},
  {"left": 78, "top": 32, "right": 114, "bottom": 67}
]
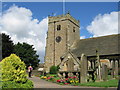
[{"left": 39, "top": 53, "right": 119, "bottom": 87}]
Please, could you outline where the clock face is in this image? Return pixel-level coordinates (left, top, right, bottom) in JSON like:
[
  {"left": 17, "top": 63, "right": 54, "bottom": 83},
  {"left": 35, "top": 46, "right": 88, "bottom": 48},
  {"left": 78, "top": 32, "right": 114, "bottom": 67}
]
[{"left": 56, "top": 36, "right": 61, "bottom": 43}]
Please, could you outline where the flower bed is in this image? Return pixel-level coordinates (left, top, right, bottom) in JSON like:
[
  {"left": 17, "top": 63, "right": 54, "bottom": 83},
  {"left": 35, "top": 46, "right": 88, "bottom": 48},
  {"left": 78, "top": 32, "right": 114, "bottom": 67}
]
[
  {"left": 40, "top": 74, "right": 118, "bottom": 87},
  {"left": 40, "top": 74, "right": 79, "bottom": 85}
]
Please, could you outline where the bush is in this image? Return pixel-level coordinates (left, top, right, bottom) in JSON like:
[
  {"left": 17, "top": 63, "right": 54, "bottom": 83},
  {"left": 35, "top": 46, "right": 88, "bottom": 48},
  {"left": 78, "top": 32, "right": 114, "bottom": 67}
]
[
  {"left": 0, "top": 54, "right": 28, "bottom": 83},
  {"left": 2, "top": 79, "right": 33, "bottom": 88},
  {"left": 49, "top": 66, "right": 59, "bottom": 74}
]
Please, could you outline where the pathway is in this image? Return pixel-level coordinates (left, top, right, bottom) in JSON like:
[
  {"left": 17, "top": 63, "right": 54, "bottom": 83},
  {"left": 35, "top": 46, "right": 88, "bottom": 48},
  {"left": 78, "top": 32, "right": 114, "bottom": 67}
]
[{"left": 28, "top": 76, "right": 81, "bottom": 88}]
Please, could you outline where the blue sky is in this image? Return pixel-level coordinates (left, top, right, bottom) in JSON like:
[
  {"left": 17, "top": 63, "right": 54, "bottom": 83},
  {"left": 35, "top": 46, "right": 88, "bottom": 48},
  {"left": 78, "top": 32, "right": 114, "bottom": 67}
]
[
  {"left": 1, "top": 2, "right": 118, "bottom": 62},
  {"left": 2, "top": 2, "right": 118, "bottom": 38}
]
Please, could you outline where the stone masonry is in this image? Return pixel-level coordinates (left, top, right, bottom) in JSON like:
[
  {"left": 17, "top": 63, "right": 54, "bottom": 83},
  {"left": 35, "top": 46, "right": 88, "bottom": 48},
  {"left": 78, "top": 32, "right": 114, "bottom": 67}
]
[{"left": 44, "top": 13, "right": 80, "bottom": 73}]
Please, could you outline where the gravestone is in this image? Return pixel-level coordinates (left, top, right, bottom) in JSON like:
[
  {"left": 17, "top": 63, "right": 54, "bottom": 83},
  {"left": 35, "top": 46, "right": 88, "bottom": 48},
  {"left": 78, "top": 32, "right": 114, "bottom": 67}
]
[
  {"left": 96, "top": 53, "right": 102, "bottom": 81},
  {"left": 115, "top": 60, "right": 118, "bottom": 78},
  {"left": 88, "top": 61, "right": 91, "bottom": 70},
  {"left": 102, "top": 64, "right": 108, "bottom": 81},
  {"left": 92, "top": 61, "right": 95, "bottom": 70},
  {"left": 111, "top": 60, "right": 115, "bottom": 78},
  {"left": 80, "top": 54, "right": 87, "bottom": 83}
]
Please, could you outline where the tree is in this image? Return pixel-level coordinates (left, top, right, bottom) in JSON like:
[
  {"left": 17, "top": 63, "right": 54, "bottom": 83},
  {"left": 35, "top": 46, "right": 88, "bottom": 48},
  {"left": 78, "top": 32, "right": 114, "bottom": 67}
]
[
  {"left": 2, "top": 33, "right": 14, "bottom": 59},
  {"left": 14, "top": 42, "right": 40, "bottom": 69}
]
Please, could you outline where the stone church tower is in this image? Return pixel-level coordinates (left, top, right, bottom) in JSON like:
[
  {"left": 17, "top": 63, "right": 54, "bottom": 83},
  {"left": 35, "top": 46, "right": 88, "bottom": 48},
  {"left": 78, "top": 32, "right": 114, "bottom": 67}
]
[{"left": 44, "top": 13, "right": 80, "bottom": 73}]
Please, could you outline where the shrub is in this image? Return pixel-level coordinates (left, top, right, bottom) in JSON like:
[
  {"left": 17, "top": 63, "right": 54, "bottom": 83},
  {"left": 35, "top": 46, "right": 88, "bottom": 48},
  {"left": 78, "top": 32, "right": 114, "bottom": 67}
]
[
  {"left": 2, "top": 79, "right": 33, "bottom": 88},
  {"left": 0, "top": 54, "right": 27, "bottom": 83},
  {"left": 49, "top": 66, "right": 59, "bottom": 74}
]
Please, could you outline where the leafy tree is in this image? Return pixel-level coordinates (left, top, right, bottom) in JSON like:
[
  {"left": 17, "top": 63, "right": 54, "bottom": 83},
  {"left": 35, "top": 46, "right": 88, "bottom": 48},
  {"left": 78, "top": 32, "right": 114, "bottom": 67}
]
[
  {"left": 2, "top": 33, "right": 14, "bottom": 59},
  {"left": 14, "top": 42, "right": 40, "bottom": 69},
  {"left": 0, "top": 54, "right": 28, "bottom": 83}
]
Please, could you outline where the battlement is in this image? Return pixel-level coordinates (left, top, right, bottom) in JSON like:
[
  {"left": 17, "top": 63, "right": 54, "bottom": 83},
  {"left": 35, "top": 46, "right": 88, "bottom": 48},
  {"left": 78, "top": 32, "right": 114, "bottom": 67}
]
[{"left": 48, "top": 13, "right": 80, "bottom": 27}]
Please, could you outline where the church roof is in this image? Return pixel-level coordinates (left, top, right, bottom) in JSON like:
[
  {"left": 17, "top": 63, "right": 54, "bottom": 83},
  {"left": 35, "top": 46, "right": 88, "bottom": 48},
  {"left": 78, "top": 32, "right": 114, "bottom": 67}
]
[{"left": 71, "top": 34, "right": 120, "bottom": 57}]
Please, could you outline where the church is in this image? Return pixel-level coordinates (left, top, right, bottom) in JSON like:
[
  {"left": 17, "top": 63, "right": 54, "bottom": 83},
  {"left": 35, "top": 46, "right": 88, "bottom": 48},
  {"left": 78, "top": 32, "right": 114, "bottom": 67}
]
[{"left": 44, "top": 13, "right": 119, "bottom": 80}]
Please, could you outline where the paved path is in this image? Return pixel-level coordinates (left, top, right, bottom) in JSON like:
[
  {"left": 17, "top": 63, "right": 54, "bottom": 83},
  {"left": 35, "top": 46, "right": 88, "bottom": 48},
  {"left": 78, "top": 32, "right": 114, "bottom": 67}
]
[
  {"left": 28, "top": 76, "right": 82, "bottom": 88},
  {"left": 28, "top": 76, "right": 117, "bottom": 89}
]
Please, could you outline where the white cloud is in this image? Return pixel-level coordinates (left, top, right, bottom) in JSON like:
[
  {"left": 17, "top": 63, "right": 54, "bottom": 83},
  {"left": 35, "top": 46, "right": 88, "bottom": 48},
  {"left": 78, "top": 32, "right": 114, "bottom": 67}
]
[
  {"left": 0, "top": 5, "right": 48, "bottom": 63},
  {"left": 87, "top": 11, "right": 119, "bottom": 37},
  {"left": 80, "top": 36, "right": 86, "bottom": 39},
  {"left": 80, "top": 26, "right": 84, "bottom": 30}
]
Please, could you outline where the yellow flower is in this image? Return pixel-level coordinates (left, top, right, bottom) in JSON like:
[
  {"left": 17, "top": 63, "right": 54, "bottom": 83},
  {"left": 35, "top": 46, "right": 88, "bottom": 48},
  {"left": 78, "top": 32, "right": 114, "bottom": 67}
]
[
  {"left": 75, "top": 80, "right": 79, "bottom": 83},
  {"left": 43, "top": 76, "right": 47, "bottom": 79},
  {"left": 70, "top": 80, "right": 74, "bottom": 83}
]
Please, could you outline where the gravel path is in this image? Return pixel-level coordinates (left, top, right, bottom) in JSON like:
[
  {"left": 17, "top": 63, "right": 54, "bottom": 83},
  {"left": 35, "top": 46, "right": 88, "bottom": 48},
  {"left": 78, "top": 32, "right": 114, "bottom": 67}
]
[{"left": 28, "top": 76, "right": 117, "bottom": 90}]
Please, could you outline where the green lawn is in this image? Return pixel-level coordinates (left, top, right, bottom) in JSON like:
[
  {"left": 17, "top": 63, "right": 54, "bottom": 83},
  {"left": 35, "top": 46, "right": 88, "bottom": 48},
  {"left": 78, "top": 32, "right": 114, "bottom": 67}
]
[
  {"left": 40, "top": 74, "right": 119, "bottom": 87},
  {"left": 79, "top": 79, "right": 119, "bottom": 87}
]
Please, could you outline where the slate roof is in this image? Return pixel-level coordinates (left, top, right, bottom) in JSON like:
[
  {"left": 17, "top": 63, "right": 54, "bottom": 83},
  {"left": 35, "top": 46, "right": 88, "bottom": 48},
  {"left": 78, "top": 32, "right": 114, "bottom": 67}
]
[{"left": 71, "top": 34, "right": 120, "bottom": 57}]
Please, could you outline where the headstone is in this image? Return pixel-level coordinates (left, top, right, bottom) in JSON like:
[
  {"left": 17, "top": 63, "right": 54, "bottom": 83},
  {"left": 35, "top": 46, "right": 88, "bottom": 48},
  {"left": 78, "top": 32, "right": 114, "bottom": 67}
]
[
  {"left": 80, "top": 54, "right": 87, "bottom": 83},
  {"left": 92, "top": 61, "right": 95, "bottom": 70},
  {"left": 88, "top": 61, "right": 91, "bottom": 70},
  {"left": 115, "top": 60, "right": 118, "bottom": 78},
  {"left": 102, "top": 64, "right": 108, "bottom": 81},
  {"left": 91, "top": 61, "right": 93, "bottom": 69},
  {"left": 96, "top": 53, "right": 102, "bottom": 81},
  {"left": 111, "top": 60, "right": 115, "bottom": 78}
]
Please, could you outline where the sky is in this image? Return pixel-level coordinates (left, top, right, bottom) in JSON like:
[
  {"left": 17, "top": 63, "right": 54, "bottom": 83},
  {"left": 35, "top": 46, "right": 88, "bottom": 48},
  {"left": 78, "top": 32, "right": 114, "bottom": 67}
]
[{"left": 0, "top": 2, "right": 119, "bottom": 63}]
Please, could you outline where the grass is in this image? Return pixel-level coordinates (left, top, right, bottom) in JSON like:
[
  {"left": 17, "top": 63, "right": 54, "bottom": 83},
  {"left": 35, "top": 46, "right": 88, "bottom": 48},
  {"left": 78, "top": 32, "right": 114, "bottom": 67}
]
[
  {"left": 79, "top": 79, "right": 119, "bottom": 87},
  {"left": 40, "top": 74, "right": 119, "bottom": 87}
]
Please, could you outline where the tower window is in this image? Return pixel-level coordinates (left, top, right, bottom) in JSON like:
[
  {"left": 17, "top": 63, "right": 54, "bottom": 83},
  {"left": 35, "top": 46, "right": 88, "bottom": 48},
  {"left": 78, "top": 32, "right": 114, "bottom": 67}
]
[
  {"left": 73, "top": 27, "right": 75, "bottom": 32},
  {"left": 57, "top": 25, "right": 61, "bottom": 31}
]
